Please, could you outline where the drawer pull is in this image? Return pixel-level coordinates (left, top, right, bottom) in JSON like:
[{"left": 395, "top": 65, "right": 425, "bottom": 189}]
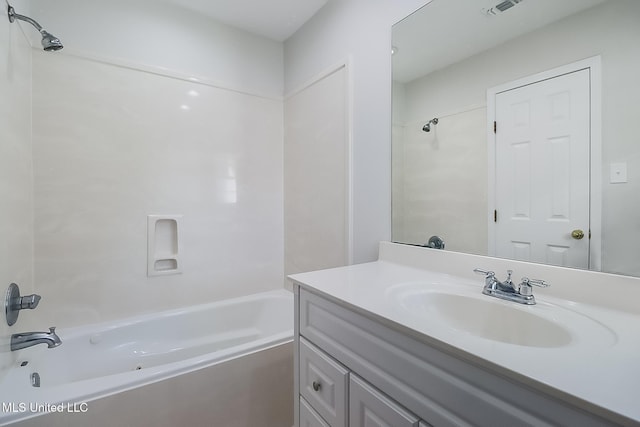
[{"left": 312, "top": 381, "right": 322, "bottom": 392}]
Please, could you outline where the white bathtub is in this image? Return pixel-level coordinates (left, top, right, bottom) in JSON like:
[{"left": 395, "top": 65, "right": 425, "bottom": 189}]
[{"left": 1, "top": 289, "right": 294, "bottom": 427}]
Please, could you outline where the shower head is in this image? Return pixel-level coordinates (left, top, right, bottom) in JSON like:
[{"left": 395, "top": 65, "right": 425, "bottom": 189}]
[
  {"left": 40, "top": 30, "right": 63, "bottom": 51},
  {"left": 7, "top": 5, "right": 63, "bottom": 51},
  {"left": 422, "top": 118, "right": 439, "bottom": 132}
]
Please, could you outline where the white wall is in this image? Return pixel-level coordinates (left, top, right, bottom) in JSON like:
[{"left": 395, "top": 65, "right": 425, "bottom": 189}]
[
  {"left": 284, "top": 0, "right": 430, "bottom": 263},
  {"left": 26, "top": 0, "right": 284, "bottom": 98},
  {"left": 0, "top": 15, "right": 33, "bottom": 380},
  {"left": 395, "top": 0, "right": 640, "bottom": 276}
]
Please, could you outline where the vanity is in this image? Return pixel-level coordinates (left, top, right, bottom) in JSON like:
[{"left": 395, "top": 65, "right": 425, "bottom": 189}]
[
  {"left": 288, "top": 1, "right": 640, "bottom": 425},
  {"left": 289, "top": 242, "right": 640, "bottom": 427}
]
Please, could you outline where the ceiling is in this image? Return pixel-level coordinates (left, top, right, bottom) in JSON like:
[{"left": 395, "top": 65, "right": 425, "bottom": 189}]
[
  {"left": 163, "top": 0, "right": 329, "bottom": 41},
  {"left": 392, "top": 0, "right": 607, "bottom": 83}
]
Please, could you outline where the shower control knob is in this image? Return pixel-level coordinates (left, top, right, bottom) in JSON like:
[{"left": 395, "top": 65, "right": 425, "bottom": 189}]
[
  {"left": 312, "top": 381, "right": 321, "bottom": 392},
  {"left": 5, "top": 283, "right": 42, "bottom": 326}
]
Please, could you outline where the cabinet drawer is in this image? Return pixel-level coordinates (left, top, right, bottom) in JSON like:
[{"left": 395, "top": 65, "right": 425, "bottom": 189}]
[
  {"left": 350, "top": 374, "right": 420, "bottom": 427},
  {"left": 299, "top": 337, "right": 349, "bottom": 427},
  {"left": 300, "top": 397, "right": 331, "bottom": 427}
]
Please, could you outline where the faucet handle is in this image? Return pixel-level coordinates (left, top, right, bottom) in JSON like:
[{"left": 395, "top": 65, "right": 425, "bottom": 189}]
[
  {"left": 519, "top": 278, "right": 549, "bottom": 297},
  {"left": 19, "top": 294, "right": 41, "bottom": 310},
  {"left": 5, "top": 283, "right": 42, "bottom": 326},
  {"left": 520, "top": 277, "right": 549, "bottom": 288},
  {"left": 473, "top": 268, "right": 495, "bottom": 277}
]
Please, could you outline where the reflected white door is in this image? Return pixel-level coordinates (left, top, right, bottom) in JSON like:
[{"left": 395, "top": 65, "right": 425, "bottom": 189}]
[{"left": 494, "top": 69, "right": 590, "bottom": 268}]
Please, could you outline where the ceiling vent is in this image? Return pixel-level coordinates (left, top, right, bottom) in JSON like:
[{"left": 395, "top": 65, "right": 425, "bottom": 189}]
[{"left": 482, "top": 0, "right": 524, "bottom": 16}]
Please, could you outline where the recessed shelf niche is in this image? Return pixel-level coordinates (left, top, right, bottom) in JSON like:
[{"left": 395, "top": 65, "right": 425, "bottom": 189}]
[{"left": 147, "top": 215, "right": 182, "bottom": 277}]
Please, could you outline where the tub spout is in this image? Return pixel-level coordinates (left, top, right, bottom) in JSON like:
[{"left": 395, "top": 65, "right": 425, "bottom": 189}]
[{"left": 11, "top": 327, "right": 62, "bottom": 351}]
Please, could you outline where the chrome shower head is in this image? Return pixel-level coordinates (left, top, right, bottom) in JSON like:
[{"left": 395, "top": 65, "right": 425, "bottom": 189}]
[
  {"left": 422, "top": 118, "right": 439, "bottom": 132},
  {"left": 40, "top": 30, "right": 63, "bottom": 51},
  {"left": 7, "top": 5, "right": 63, "bottom": 52}
]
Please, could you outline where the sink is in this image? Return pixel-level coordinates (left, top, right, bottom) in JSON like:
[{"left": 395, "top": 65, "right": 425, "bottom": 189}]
[
  {"left": 408, "top": 292, "right": 571, "bottom": 347},
  {"left": 389, "top": 282, "right": 617, "bottom": 348}
]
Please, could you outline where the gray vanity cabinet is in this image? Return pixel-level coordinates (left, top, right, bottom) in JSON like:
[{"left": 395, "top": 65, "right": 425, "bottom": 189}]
[
  {"left": 299, "top": 338, "right": 348, "bottom": 427},
  {"left": 300, "top": 397, "right": 331, "bottom": 427},
  {"left": 349, "top": 375, "right": 422, "bottom": 427},
  {"left": 296, "top": 290, "right": 428, "bottom": 427},
  {"left": 295, "top": 287, "right": 432, "bottom": 427},
  {"left": 298, "top": 336, "right": 425, "bottom": 427},
  {"left": 294, "top": 285, "right": 621, "bottom": 427}
]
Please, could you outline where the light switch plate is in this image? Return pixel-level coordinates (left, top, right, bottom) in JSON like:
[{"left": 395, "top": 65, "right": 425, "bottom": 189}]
[{"left": 610, "top": 162, "right": 628, "bottom": 184}]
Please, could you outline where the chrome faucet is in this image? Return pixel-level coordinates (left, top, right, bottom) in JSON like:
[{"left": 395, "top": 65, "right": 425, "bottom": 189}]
[
  {"left": 11, "top": 327, "right": 62, "bottom": 351},
  {"left": 473, "top": 269, "right": 549, "bottom": 305}
]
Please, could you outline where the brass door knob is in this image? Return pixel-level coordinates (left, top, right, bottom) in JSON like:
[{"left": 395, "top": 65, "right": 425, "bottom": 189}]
[{"left": 571, "top": 229, "right": 585, "bottom": 240}]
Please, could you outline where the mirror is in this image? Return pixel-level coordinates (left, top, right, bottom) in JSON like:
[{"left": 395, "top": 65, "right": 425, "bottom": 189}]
[{"left": 392, "top": 0, "right": 640, "bottom": 277}]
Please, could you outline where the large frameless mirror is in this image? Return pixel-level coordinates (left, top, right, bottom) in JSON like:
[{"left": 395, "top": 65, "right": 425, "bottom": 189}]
[{"left": 392, "top": 0, "right": 640, "bottom": 277}]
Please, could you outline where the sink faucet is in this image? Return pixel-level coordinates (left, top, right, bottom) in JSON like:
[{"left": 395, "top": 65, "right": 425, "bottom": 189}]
[
  {"left": 11, "top": 327, "right": 62, "bottom": 351},
  {"left": 473, "top": 269, "right": 549, "bottom": 305}
]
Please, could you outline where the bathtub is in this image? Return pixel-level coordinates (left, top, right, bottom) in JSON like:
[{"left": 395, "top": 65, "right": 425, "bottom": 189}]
[{"left": 1, "top": 289, "right": 294, "bottom": 427}]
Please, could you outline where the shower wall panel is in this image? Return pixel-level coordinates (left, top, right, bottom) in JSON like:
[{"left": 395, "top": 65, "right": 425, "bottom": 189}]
[
  {"left": 29, "top": 52, "right": 284, "bottom": 329},
  {"left": 284, "top": 66, "right": 349, "bottom": 280},
  {"left": 0, "top": 13, "right": 33, "bottom": 382}
]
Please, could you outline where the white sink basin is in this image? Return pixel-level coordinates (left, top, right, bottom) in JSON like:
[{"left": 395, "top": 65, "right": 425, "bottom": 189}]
[
  {"left": 408, "top": 292, "right": 570, "bottom": 347},
  {"left": 389, "top": 282, "right": 617, "bottom": 348}
]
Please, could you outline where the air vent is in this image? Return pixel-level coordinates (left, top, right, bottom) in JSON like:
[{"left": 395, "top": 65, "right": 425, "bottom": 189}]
[{"left": 482, "top": 0, "right": 524, "bottom": 16}]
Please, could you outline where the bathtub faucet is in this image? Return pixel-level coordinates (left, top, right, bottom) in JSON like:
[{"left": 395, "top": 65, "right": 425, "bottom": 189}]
[{"left": 11, "top": 327, "right": 62, "bottom": 351}]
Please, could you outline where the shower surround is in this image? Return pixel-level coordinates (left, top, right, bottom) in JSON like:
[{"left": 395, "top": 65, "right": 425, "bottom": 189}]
[
  {"left": 26, "top": 50, "right": 284, "bottom": 330},
  {"left": 0, "top": 5, "right": 290, "bottom": 419}
]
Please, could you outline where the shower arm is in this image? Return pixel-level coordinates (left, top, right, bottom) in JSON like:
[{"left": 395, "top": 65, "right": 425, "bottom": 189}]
[
  {"left": 8, "top": 6, "right": 45, "bottom": 32},
  {"left": 7, "top": 4, "right": 63, "bottom": 51}
]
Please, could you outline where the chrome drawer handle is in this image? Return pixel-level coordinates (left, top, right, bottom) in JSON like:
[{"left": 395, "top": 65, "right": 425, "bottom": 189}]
[{"left": 312, "top": 381, "right": 321, "bottom": 392}]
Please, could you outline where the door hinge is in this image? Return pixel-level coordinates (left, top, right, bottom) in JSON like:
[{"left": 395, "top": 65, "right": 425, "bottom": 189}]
[
  {"left": 494, "top": 210, "right": 497, "bottom": 222},
  {"left": 493, "top": 121, "right": 497, "bottom": 134},
  {"left": 589, "top": 229, "right": 591, "bottom": 239}
]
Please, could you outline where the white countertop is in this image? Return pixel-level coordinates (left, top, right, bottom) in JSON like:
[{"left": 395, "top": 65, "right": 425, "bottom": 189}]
[{"left": 289, "top": 243, "right": 640, "bottom": 425}]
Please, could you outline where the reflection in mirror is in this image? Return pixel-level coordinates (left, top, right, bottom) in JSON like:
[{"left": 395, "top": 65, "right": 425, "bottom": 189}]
[{"left": 392, "top": 0, "right": 640, "bottom": 277}]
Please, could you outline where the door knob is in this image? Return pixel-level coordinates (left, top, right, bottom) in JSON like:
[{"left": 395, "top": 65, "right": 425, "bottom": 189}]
[{"left": 571, "top": 229, "right": 585, "bottom": 240}]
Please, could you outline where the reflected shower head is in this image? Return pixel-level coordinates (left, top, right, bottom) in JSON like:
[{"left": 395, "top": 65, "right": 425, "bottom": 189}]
[
  {"left": 422, "top": 118, "right": 439, "bottom": 132},
  {"left": 8, "top": 5, "right": 63, "bottom": 51}
]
